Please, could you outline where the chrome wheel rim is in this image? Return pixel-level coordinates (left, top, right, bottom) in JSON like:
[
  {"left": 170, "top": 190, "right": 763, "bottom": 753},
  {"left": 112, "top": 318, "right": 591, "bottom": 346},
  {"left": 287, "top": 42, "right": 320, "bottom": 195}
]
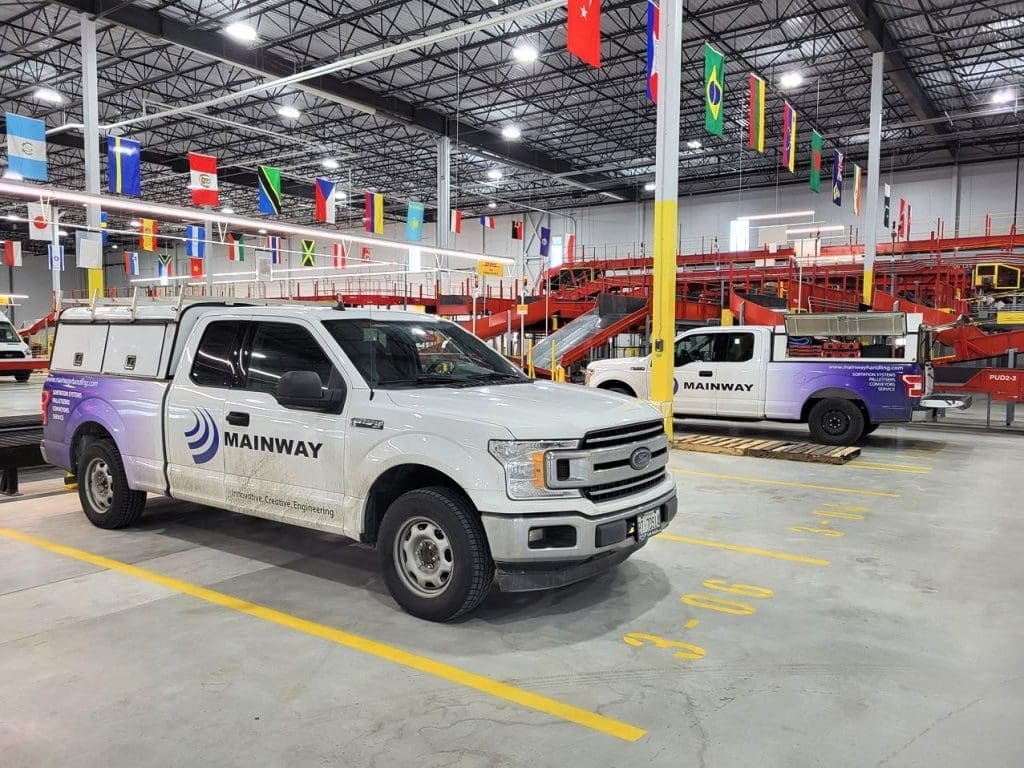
[
  {"left": 84, "top": 457, "right": 114, "bottom": 513},
  {"left": 394, "top": 516, "right": 454, "bottom": 598}
]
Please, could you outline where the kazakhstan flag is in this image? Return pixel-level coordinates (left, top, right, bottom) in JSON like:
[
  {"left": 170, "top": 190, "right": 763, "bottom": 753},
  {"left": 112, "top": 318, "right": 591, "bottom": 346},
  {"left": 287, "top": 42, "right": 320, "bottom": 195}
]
[{"left": 405, "top": 201, "right": 425, "bottom": 242}]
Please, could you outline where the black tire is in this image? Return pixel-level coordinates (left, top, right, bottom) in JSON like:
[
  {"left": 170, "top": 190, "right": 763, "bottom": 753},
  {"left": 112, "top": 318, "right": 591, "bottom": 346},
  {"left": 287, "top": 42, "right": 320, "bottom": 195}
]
[
  {"left": 378, "top": 486, "right": 493, "bottom": 622},
  {"left": 77, "top": 438, "right": 147, "bottom": 529},
  {"left": 603, "top": 383, "right": 636, "bottom": 397},
  {"left": 808, "top": 399, "right": 866, "bottom": 446},
  {"left": 863, "top": 422, "right": 880, "bottom": 435},
  {"left": 14, "top": 371, "right": 30, "bottom": 382}
]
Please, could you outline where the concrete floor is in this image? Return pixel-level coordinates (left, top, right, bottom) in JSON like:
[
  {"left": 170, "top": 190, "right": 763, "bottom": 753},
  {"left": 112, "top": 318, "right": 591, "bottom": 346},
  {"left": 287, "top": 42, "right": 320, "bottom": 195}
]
[{"left": 1, "top": 421, "right": 1023, "bottom": 767}]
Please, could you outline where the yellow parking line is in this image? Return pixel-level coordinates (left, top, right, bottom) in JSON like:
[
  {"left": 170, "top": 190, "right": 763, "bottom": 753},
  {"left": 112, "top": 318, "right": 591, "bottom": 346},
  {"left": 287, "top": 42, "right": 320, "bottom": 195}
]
[
  {"left": 847, "top": 461, "right": 931, "bottom": 474},
  {"left": 656, "top": 533, "right": 830, "bottom": 566},
  {"left": 670, "top": 468, "right": 900, "bottom": 497},
  {"left": 0, "top": 526, "right": 646, "bottom": 743}
]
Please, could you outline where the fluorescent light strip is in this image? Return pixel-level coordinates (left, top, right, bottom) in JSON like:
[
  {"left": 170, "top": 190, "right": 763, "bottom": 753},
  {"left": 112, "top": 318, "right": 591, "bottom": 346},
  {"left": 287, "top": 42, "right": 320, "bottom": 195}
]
[
  {"left": 785, "top": 225, "right": 846, "bottom": 235},
  {"left": 129, "top": 276, "right": 193, "bottom": 284},
  {"left": 739, "top": 210, "right": 815, "bottom": 221},
  {"left": 0, "top": 181, "right": 514, "bottom": 265}
]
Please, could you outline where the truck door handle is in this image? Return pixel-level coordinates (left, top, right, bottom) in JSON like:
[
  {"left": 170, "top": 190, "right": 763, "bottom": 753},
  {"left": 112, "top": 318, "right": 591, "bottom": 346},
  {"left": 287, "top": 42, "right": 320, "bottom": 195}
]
[
  {"left": 226, "top": 411, "right": 249, "bottom": 427},
  {"left": 698, "top": 370, "right": 714, "bottom": 378}
]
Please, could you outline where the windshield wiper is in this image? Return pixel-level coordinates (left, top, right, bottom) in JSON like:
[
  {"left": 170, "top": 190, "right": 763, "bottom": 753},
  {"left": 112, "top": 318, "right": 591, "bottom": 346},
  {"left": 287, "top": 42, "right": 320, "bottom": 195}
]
[{"left": 465, "top": 373, "right": 530, "bottom": 385}]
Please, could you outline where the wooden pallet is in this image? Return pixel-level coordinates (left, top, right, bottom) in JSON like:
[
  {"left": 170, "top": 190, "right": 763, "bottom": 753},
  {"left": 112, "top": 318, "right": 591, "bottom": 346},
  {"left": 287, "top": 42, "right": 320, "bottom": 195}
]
[{"left": 673, "top": 434, "right": 861, "bottom": 464}]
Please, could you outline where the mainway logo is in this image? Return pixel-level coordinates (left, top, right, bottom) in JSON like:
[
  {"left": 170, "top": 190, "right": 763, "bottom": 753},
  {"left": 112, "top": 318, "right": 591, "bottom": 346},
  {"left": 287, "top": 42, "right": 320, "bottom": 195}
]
[
  {"left": 185, "top": 408, "right": 220, "bottom": 464},
  {"left": 682, "top": 382, "right": 755, "bottom": 392}
]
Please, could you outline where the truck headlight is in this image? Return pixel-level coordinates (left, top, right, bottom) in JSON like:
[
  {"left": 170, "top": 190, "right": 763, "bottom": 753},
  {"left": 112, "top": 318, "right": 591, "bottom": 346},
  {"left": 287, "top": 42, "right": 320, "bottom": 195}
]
[{"left": 488, "top": 439, "right": 580, "bottom": 499}]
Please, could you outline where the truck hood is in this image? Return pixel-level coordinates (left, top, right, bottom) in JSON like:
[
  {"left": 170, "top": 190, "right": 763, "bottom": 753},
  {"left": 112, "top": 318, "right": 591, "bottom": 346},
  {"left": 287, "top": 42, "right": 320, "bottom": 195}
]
[
  {"left": 588, "top": 355, "right": 650, "bottom": 372},
  {"left": 385, "top": 381, "right": 662, "bottom": 440}
]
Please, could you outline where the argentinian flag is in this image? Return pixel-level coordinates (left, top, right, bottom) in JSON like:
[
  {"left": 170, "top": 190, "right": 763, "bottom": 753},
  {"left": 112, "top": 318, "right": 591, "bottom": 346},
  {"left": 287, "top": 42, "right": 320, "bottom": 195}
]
[{"left": 5, "top": 113, "right": 48, "bottom": 181}]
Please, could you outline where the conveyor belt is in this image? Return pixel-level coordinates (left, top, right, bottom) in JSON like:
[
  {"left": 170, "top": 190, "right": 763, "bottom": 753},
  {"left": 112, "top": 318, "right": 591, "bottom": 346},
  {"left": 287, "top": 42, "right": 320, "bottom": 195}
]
[{"left": 0, "top": 415, "right": 45, "bottom": 494}]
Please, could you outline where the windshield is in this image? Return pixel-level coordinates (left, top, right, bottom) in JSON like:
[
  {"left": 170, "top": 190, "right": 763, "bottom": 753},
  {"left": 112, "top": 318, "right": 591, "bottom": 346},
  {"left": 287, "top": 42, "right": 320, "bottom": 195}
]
[
  {"left": 0, "top": 324, "right": 19, "bottom": 344},
  {"left": 323, "top": 318, "right": 528, "bottom": 389}
]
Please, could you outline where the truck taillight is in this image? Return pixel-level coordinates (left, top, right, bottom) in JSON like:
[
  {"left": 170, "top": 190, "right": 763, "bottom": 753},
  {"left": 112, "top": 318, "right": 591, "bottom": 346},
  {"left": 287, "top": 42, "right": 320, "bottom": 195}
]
[
  {"left": 901, "top": 374, "right": 923, "bottom": 398},
  {"left": 41, "top": 389, "right": 52, "bottom": 425}
]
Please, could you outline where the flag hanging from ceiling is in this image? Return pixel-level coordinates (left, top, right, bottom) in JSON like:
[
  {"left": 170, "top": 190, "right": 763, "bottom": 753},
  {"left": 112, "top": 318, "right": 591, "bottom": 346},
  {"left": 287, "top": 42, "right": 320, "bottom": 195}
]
[
  {"left": 809, "top": 130, "right": 822, "bottom": 193},
  {"left": 257, "top": 166, "right": 282, "bottom": 215},
  {"left": 512, "top": 220, "right": 524, "bottom": 241},
  {"left": 747, "top": 74, "right": 765, "bottom": 153},
  {"left": 646, "top": 1, "right": 660, "bottom": 103},
  {"left": 266, "top": 235, "right": 283, "bottom": 265},
  {"left": 781, "top": 102, "right": 797, "bottom": 173},
  {"left": 360, "top": 245, "right": 371, "bottom": 262},
  {"left": 99, "top": 210, "right": 108, "bottom": 246},
  {"left": 364, "top": 192, "right": 384, "bottom": 234},
  {"left": 540, "top": 227, "right": 551, "bottom": 259},
  {"left": 449, "top": 210, "right": 462, "bottom": 234},
  {"left": 332, "top": 242, "right": 347, "bottom": 268},
  {"left": 883, "top": 184, "right": 892, "bottom": 229},
  {"left": 479, "top": 216, "right": 495, "bottom": 229},
  {"left": 704, "top": 44, "right": 725, "bottom": 136},
  {"left": 75, "top": 232, "right": 103, "bottom": 269},
  {"left": 226, "top": 232, "right": 245, "bottom": 261},
  {"left": 139, "top": 218, "right": 157, "bottom": 251},
  {"left": 190, "top": 258, "right": 204, "bottom": 279},
  {"left": 48, "top": 244, "right": 64, "bottom": 271},
  {"left": 185, "top": 225, "right": 205, "bottom": 258},
  {"left": 26, "top": 202, "right": 52, "bottom": 241},
  {"left": 300, "top": 239, "right": 316, "bottom": 267},
  {"left": 123, "top": 251, "right": 139, "bottom": 276},
  {"left": 1, "top": 240, "right": 22, "bottom": 267},
  {"left": 187, "top": 152, "right": 218, "bottom": 206},
  {"left": 565, "top": 233, "right": 577, "bottom": 264},
  {"left": 405, "top": 201, "right": 425, "bottom": 242},
  {"left": 5, "top": 112, "right": 48, "bottom": 181},
  {"left": 314, "top": 178, "right": 337, "bottom": 224},
  {"left": 906, "top": 204, "right": 912, "bottom": 240},
  {"left": 107, "top": 136, "right": 141, "bottom": 196},
  {"left": 832, "top": 150, "right": 844, "bottom": 207},
  {"left": 567, "top": 0, "right": 601, "bottom": 68},
  {"left": 157, "top": 253, "right": 173, "bottom": 278},
  {"left": 853, "top": 165, "right": 863, "bottom": 216}
]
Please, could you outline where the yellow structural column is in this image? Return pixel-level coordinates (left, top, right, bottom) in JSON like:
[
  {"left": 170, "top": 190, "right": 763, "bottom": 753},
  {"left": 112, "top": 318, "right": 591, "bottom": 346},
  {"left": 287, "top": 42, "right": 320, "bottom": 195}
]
[{"left": 649, "top": 0, "right": 683, "bottom": 439}]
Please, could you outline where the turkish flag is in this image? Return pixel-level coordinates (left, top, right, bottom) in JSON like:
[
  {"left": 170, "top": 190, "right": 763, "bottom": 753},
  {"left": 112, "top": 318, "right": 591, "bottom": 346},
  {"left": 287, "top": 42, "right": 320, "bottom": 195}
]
[
  {"left": 190, "top": 258, "right": 204, "bottom": 279},
  {"left": 567, "top": 0, "right": 601, "bottom": 68}
]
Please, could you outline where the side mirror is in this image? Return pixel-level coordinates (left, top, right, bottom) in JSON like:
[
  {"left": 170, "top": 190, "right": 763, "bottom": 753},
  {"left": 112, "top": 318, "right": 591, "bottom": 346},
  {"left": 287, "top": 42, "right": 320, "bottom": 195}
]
[{"left": 276, "top": 370, "right": 344, "bottom": 413}]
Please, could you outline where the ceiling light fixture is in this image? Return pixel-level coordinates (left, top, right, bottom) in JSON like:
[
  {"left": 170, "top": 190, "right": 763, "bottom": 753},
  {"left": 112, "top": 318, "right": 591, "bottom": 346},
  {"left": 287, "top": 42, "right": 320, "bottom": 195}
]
[
  {"left": 224, "top": 21, "right": 258, "bottom": 42},
  {"left": 129, "top": 219, "right": 141, "bottom": 227},
  {"left": 488, "top": 201, "right": 498, "bottom": 209},
  {"left": 221, "top": 207, "right": 235, "bottom": 215},
  {"left": 512, "top": 44, "right": 539, "bottom": 64},
  {"left": 786, "top": 225, "right": 846, "bottom": 235},
  {"left": 258, "top": 228, "right": 267, "bottom": 234},
  {"left": 322, "top": 158, "right": 340, "bottom": 170},
  {"left": 686, "top": 139, "right": 702, "bottom": 150},
  {"left": 992, "top": 89, "right": 1015, "bottom": 104},
  {"left": 501, "top": 125, "right": 522, "bottom": 140},
  {"left": 739, "top": 210, "right": 815, "bottom": 221},
  {"left": 644, "top": 182, "right": 656, "bottom": 192},
  {"left": 337, "top": 191, "right": 347, "bottom": 200},
  {"left": 33, "top": 87, "right": 64, "bottom": 104},
  {"left": 779, "top": 72, "right": 803, "bottom": 89},
  {"left": 486, "top": 169, "right": 503, "bottom": 180},
  {"left": 276, "top": 105, "right": 301, "bottom": 119}
]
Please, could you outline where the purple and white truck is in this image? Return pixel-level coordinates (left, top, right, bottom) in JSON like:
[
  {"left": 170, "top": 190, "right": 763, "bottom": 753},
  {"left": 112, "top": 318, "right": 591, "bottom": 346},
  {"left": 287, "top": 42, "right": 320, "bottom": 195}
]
[{"left": 585, "top": 312, "right": 964, "bottom": 445}]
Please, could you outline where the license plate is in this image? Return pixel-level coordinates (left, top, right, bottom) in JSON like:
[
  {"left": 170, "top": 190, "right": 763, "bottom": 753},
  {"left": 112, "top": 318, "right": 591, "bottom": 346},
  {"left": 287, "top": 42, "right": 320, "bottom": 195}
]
[{"left": 636, "top": 509, "right": 661, "bottom": 542}]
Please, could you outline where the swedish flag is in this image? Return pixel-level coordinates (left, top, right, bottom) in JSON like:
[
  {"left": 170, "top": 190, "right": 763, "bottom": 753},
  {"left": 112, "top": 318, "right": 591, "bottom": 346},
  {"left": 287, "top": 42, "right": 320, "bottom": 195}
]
[{"left": 106, "top": 136, "right": 141, "bottom": 196}]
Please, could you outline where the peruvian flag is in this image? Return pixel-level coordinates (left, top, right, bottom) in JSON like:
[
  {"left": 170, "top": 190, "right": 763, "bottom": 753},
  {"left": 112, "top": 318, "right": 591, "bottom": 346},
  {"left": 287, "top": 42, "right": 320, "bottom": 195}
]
[
  {"left": 188, "top": 152, "right": 219, "bottom": 207},
  {"left": 1, "top": 240, "right": 22, "bottom": 267},
  {"left": 332, "top": 242, "right": 347, "bottom": 268},
  {"left": 567, "top": 0, "right": 601, "bottom": 68},
  {"left": 565, "top": 233, "right": 577, "bottom": 264},
  {"left": 450, "top": 210, "right": 462, "bottom": 234}
]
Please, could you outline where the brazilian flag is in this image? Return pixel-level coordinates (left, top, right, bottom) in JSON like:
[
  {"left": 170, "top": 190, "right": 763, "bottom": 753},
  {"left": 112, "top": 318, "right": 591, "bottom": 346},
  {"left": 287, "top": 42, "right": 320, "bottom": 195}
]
[{"left": 704, "top": 43, "right": 724, "bottom": 137}]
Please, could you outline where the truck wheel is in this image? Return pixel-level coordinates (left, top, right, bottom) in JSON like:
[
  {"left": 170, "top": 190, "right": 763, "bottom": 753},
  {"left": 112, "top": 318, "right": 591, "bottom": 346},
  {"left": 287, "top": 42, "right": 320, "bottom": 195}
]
[
  {"left": 14, "top": 372, "right": 30, "bottom": 382},
  {"left": 379, "top": 487, "right": 494, "bottom": 622},
  {"left": 603, "top": 383, "right": 636, "bottom": 397},
  {"left": 864, "top": 423, "right": 880, "bottom": 435},
  {"left": 77, "top": 439, "right": 147, "bottom": 529},
  {"left": 808, "top": 399, "right": 865, "bottom": 446}
]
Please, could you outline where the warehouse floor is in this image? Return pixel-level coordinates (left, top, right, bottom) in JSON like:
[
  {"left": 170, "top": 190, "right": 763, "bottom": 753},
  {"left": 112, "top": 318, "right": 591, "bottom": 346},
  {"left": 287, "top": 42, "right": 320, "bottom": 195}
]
[{"left": 1, "top": 422, "right": 1022, "bottom": 767}]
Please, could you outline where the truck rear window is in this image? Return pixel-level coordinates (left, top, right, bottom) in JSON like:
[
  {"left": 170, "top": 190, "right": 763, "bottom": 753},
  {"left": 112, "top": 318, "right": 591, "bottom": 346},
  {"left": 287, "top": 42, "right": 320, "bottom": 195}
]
[{"left": 191, "top": 322, "right": 244, "bottom": 387}]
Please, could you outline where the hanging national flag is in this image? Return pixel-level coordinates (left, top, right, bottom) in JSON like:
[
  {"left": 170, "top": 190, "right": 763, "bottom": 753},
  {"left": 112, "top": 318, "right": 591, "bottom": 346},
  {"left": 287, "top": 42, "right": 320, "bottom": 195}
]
[
  {"left": 906, "top": 204, "right": 912, "bottom": 241},
  {"left": 781, "top": 102, "right": 797, "bottom": 173},
  {"left": 450, "top": 210, "right": 463, "bottom": 234},
  {"left": 1, "top": 240, "right": 22, "bottom": 267},
  {"left": 190, "top": 258, "right": 204, "bottom": 279},
  {"left": 512, "top": 220, "right": 524, "bottom": 241},
  {"left": 157, "top": 253, "right": 173, "bottom": 278},
  {"left": 123, "top": 251, "right": 139, "bottom": 276},
  {"left": 646, "top": 1, "right": 660, "bottom": 103},
  {"left": 832, "top": 150, "right": 844, "bottom": 207},
  {"left": 897, "top": 198, "right": 906, "bottom": 238},
  {"left": 364, "top": 192, "right": 384, "bottom": 234},
  {"left": 99, "top": 210, "right": 108, "bottom": 246},
  {"left": 300, "top": 239, "right": 316, "bottom": 267},
  {"left": 5, "top": 112, "right": 48, "bottom": 181},
  {"left": 226, "top": 232, "right": 246, "bottom": 262},
  {"left": 360, "top": 245, "right": 371, "bottom": 262},
  {"left": 747, "top": 74, "right": 765, "bottom": 153},
  {"left": 810, "top": 131, "right": 823, "bottom": 193},
  {"left": 266, "top": 235, "right": 283, "bottom": 265},
  {"left": 76, "top": 231, "right": 103, "bottom": 269},
  {"left": 185, "top": 225, "right": 205, "bottom": 258},
  {"left": 406, "top": 201, "right": 425, "bottom": 242},
  {"left": 704, "top": 44, "right": 725, "bottom": 137},
  {"left": 883, "top": 184, "right": 892, "bottom": 229},
  {"left": 567, "top": 0, "right": 601, "bottom": 68},
  {"left": 107, "top": 136, "right": 141, "bottom": 196},
  {"left": 187, "top": 152, "right": 219, "bottom": 207},
  {"left": 332, "top": 242, "right": 347, "bottom": 268},
  {"left": 479, "top": 216, "right": 495, "bottom": 229},
  {"left": 257, "top": 166, "right": 282, "bottom": 215},
  {"left": 139, "top": 218, "right": 157, "bottom": 251},
  {"left": 314, "top": 178, "right": 337, "bottom": 224},
  {"left": 26, "top": 202, "right": 52, "bottom": 241},
  {"left": 48, "top": 244, "right": 64, "bottom": 271},
  {"left": 565, "top": 233, "right": 577, "bottom": 264},
  {"left": 853, "top": 165, "right": 864, "bottom": 216},
  {"left": 540, "top": 227, "right": 551, "bottom": 259}
]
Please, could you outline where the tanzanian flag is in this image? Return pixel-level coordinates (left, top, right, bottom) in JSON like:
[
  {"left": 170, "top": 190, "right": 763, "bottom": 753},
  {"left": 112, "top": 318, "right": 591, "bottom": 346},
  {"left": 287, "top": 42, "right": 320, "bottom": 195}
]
[
  {"left": 257, "top": 165, "right": 282, "bottom": 215},
  {"left": 810, "top": 130, "right": 823, "bottom": 193},
  {"left": 704, "top": 43, "right": 724, "bottom": 136}
]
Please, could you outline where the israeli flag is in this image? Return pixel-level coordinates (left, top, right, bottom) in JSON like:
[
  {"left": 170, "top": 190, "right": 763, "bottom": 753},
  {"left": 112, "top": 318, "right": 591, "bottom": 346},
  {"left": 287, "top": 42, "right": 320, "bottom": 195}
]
[
  {"left": 48, "top": 244, "right": 64, "bottom": 271},
  {"left": 5, "top": 112, "right": 48, "bottom": 181}
]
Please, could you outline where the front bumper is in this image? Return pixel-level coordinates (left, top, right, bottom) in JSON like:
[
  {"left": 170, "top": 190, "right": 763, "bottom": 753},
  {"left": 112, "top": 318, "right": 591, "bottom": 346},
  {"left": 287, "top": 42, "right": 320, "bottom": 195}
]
[{"left": 481, "top": 486, "right": 677, "bottom": 592}]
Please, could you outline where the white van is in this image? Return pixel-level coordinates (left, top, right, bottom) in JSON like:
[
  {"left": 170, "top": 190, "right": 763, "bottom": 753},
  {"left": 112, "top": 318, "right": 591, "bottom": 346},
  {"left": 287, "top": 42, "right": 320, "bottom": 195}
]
[{"left": 0, "top": 314, "right": 33, "bottom": 382}]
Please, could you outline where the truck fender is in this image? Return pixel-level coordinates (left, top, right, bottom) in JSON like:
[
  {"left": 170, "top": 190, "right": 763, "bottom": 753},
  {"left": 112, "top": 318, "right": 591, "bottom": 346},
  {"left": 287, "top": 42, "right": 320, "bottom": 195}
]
[
  {"left": 800, "top": 387, "right": 866, "bottom": 421},
  {"left": 66, "top": 398, "right": 130, "bottom": 471}
]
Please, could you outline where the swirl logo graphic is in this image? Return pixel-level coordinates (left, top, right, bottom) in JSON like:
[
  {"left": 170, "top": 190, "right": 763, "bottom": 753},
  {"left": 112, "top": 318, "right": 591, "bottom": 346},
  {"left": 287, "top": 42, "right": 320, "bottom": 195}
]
[{"left": 184, "top": 408, "right": 220, "bottom": 464}]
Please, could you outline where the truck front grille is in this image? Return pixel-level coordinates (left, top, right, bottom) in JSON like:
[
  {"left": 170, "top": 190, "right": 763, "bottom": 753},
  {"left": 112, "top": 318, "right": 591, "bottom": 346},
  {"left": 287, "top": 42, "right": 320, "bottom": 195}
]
[
  {"left": 580, "top": 419, "right": 669, "bottom": 503},
  {"left": 0, "top": 351, "right": 26, "bottom": 359},
  {"left": 583, "top": 467, "right": 667, "bottom": 502},
  {"left": 581, "top": 419, "right": 663, "bottom": 449}
]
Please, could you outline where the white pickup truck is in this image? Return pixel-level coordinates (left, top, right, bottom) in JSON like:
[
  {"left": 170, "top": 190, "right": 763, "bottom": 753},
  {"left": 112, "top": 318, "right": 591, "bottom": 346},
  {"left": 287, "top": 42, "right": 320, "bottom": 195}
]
[
  {"left": 42, "top": 300, "right": 676, "bottom": 621},
  {"left": 586, "top": 313, "right": 938, "bottom": 445}
]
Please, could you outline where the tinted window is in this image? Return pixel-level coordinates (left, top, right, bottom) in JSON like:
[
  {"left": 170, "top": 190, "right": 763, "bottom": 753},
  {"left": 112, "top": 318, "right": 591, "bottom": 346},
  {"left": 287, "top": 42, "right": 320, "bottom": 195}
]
[
  {"left": 674, "top": 334, "right": 716, "bottom": 366},
  {"left": 720, "top": 333, "right": 755, "bottom": 363},
  {"left": 190, "top": 321, "right": 243, "bottom": 387},
  {"left": 0, "top": 324, "right": 19, "bottom": 343},
  {"left": 244, "top": 322, "right": 334, "bottom": 395}
]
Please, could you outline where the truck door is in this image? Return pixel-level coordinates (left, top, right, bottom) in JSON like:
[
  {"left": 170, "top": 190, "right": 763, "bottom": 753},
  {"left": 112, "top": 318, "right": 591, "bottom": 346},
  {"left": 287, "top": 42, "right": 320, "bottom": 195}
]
[
  {"left": 713, "top": 331, "right": 763, "bottom": 418},
  {"left": 672, "top": 332, "right": 719, "bottom": 415},
  {"left": 165, "top": 319, "right": 244, "bottom": 508},
  {"left": 222, "top": 319, "right": 349, "bottom": 532}
]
